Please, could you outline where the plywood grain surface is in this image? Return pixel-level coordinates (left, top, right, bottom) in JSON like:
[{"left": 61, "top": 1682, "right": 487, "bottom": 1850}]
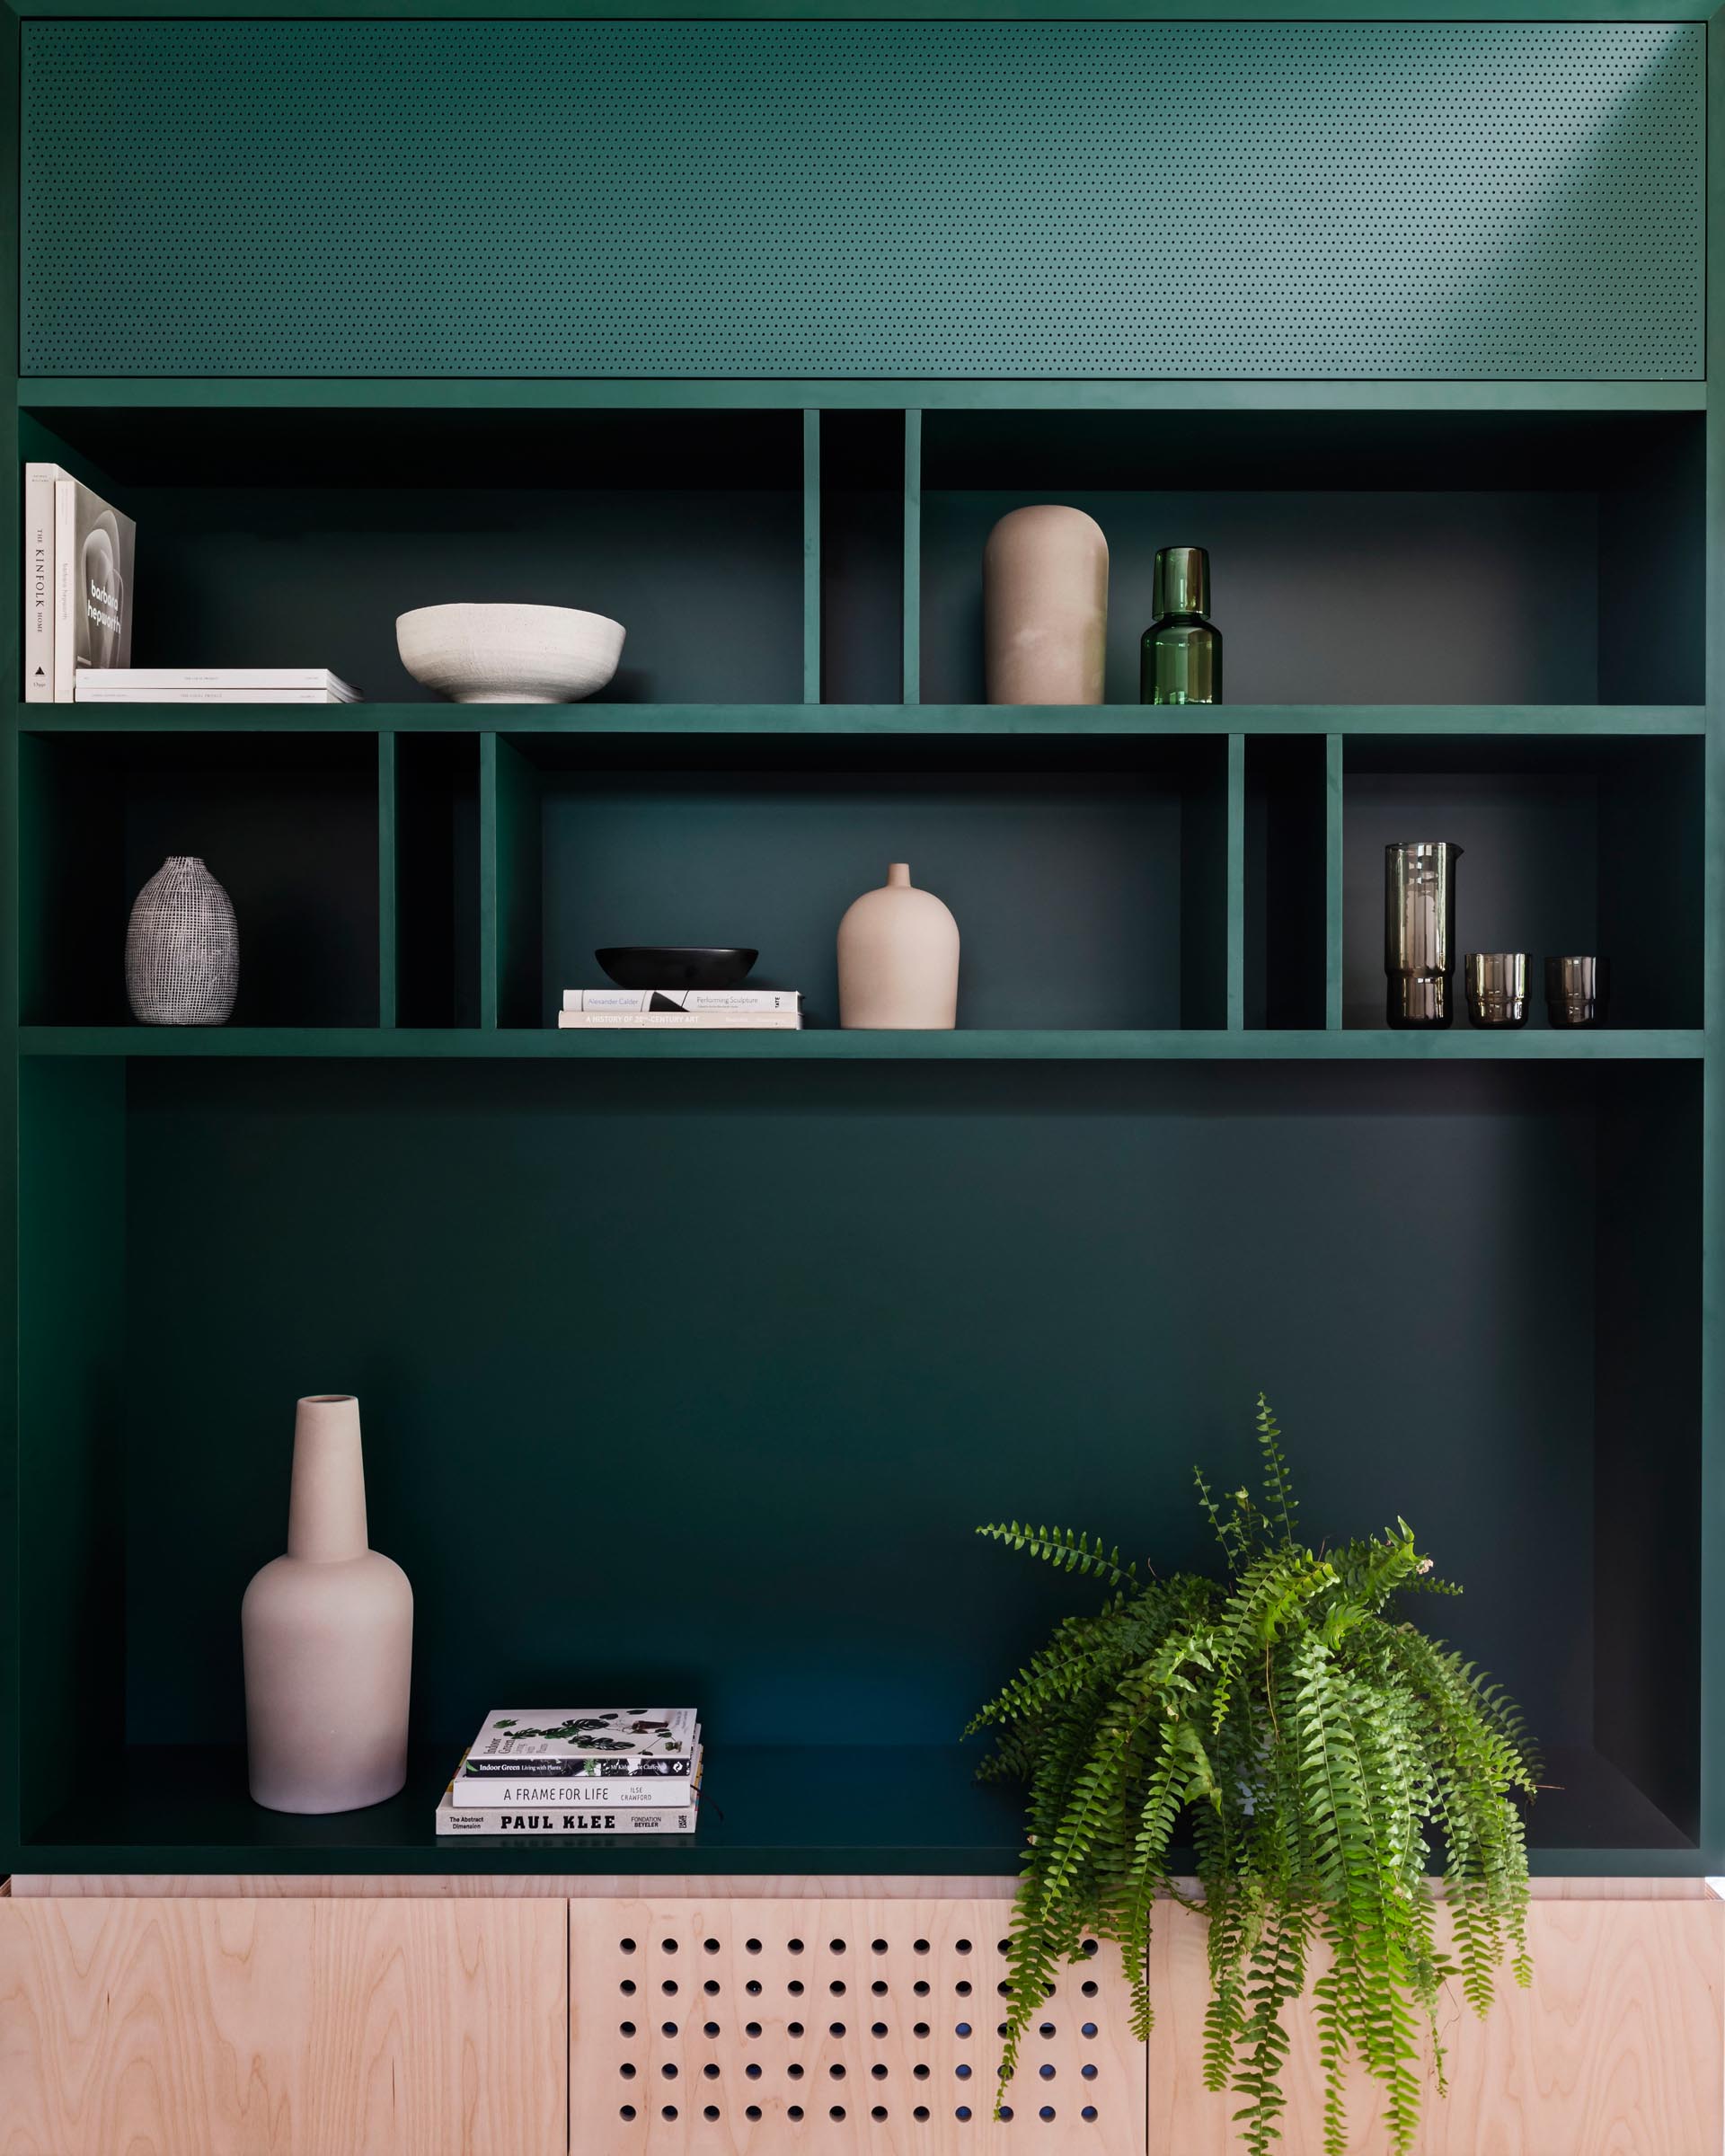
[{"left": 0, "top": 1895, "right": 567, "bottom": 2155}]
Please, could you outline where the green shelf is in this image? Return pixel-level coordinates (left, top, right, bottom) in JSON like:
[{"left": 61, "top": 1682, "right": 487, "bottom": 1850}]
[
  {"left": 13, "top": 1741, "right": 1691, "bottom": 1879},
  {"left": 16, "top": 1027, "right": 1709, "bottom": 1061}
]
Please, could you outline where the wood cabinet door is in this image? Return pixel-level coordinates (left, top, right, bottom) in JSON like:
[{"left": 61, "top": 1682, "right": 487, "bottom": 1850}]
[
  {"left": 0, "top": 1895, "right": 568, "bottom": 2156},
  {"left": 1146, "top": 1888, "right": 1725, "bottom": 2155}
]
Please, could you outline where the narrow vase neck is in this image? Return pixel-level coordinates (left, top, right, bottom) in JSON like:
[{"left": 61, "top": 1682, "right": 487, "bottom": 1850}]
[{"left": 287, "top": 1394, "right": 368, "bottom": 1561}]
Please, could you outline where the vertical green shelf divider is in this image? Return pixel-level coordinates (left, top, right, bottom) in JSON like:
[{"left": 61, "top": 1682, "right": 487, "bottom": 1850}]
[
  {"left": 803, "top": 409, "right": 820, "bottom": 706},
  {"left": 1325, "top": 734, "right": 1345, "bottom": 1029},
  {"left": 903, "top": 410, "right": 922, "bottom": 707},
  {"left": 1226, "top": 733, "right": 1245, "bottom": 1031},
  {"left": 376, "top": 730, "right": 397, "bottom": 1029},
  {"left": 479, "top": 731, "right": 500, "bottom": 1029}
]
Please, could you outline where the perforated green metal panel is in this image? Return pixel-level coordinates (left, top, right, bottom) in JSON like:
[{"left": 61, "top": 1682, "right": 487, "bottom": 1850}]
[{"left": 21, "top": 22, "right": 1703, "bottom": 379}]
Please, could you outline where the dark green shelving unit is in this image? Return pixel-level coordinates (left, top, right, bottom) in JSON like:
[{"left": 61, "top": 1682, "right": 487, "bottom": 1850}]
[{"left": 0, "top": 10, "right": 1719, "bottom": 1888}]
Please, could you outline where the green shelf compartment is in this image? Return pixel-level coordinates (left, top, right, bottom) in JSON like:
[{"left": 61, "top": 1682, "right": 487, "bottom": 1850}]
[
  {"left": 392, "top": 731, "right": 482, "bottom": 1030},
  {"left": 483, "top": 730, "right": 1231, "bottom": 1033},
  {"left": 20, "top": 403, "right": 809, "bottom": 710},
  {"left": 9, "top": 1053, "right": 1703, "bottom": 1873},
  {"left": 1340, "top": 735, "right": 1704, "bottom": 1033},
  {"left": 916, "top": 408, "right": 1705, "bottom": 710},
  {"left": 19, "top": 729, "right": 382, "bottom": 1029},
  {"left": 1244, "top": 734, "right": 1328, "bottom": 1031},
  {"left": 818, "top": 411, "right": 907, "bottom": 708}
]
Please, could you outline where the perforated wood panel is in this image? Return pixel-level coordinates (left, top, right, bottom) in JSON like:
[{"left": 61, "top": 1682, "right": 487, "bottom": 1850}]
[
  {"left": 22, "top": 23, "right": 1703, "bottom": 379},
  {"left": 570, "top": 1899, "right": 1146, "bottom": 2156}
]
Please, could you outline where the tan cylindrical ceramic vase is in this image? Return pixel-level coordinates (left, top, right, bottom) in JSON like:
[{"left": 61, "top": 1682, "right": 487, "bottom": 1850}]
[
  {"left": 242, "top": 1394, "right": 413, "bottom": 1814},
  {"left": 983, "top": 504, "right": 1109, "bottom": 706},
  {"left": 836, "top": 863, "right": 960, "bottom": 1029}
]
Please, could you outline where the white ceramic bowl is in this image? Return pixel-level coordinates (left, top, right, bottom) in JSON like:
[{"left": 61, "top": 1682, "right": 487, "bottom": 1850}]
[{"left": 396, "top": 602, "right": 626, "bottom": 704}]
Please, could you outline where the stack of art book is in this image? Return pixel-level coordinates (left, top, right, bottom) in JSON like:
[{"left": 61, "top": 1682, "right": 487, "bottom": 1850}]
[
  {"left": 557, "top": 989, "right": 802, "bottom": 1030},
  {"left": 75, "top": 667, "right": 360, "bottom": 704},
  {"left": 436, "top": 1707, "right": 703, "bottom": 1836}
]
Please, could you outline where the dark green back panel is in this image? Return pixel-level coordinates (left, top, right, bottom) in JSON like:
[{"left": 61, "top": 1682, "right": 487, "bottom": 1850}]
[
  {"left": 119, "top": 1059, "right": 1615, "bottom": 1762},
  {"left": 21, "top": 23, "right": 1703, "bottom": 378}
]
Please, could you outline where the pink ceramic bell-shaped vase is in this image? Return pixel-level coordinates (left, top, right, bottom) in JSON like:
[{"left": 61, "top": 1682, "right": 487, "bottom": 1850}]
[
  {"left": 242, "top": 1394, "right": 413, "bottom": 1814},
  {"left": 836, "top": 863, "right": 960, "bottom": 1029}
]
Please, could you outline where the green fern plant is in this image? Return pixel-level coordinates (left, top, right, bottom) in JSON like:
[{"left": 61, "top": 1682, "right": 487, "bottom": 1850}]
[{"left": 967, "top": 1396, "right": 1536, "bottom": 2156}]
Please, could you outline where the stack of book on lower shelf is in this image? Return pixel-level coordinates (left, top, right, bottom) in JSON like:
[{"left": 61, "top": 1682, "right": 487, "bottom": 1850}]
[
  {"left": 75, "top": 667, "right": 361, "bottom": 704},
  {"left": 436, "top": 1706, "right": 703, "bottom": 1836},
  {"left": 559, "top": 989, "right": 801, "bottom": 1030}
]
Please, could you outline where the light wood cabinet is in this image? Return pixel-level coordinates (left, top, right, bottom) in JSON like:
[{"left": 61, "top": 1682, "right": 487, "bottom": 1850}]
[
  {"left": 0, "top": 1895, "right": 568, "bottom": 2156},
  {"left": 1, "top": 1880, "right": 1719, "bottom": 2154},
  {"left": 1147, "top": 1886, "right": 1725, "bottom": 2155}
]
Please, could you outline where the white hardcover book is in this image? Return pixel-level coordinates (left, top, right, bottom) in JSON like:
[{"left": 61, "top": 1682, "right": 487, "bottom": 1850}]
[
  {"left": 437, "top": 1795, "right": 698, "bottom": 1835},
  {"left": 75, "top": 686, "right": 358, "bottom": 705},
  {"left": 80, "top": 667, "right": 360, "bottom": 700},
  {"left": 461, "top": 1707, "right": 700, "bottom": 1776},
  {"left": 53, "top": 477, "right": 135, "bottom": 702},
  {"left": 557, "top": 1011, "right": 802, "bottom": 1029},
  {"left": 22, "top": 464, "right": 65, "bottom": 702},
  {"left": 563, "top": 989, "right": 802, "bottom": 1013},
  {"left": 454, "top": 1746, "right": 704, "bottom": 1810}
]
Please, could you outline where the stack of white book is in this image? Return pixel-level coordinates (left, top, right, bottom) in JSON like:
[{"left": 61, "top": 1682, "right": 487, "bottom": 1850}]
[
  {"left": 436, "top": 1706, "right": 703, "bottom": 1836},
  {"left": 75, "top": 667, "right": 361, "bottom": 705},
  {"left": 558, "top": 989, "right": 802, "bottom": 1030}
]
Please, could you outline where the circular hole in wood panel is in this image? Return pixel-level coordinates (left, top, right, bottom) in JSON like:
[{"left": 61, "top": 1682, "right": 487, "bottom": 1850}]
[
  {"left": 620, "top": 1939, "right": 637, "bottom": 1954},
  {"left": 1038, "top": 2024, "right": 1055, "bottom": 2039},
  {"left": 1081, "top": 2023, "right": 1097, "bottom": 2038},
  {"left": 996, "top": 2024, "right": 1009, "bottom": 2039},
  {"left": 1082, "top": 2107, "right": 1098, "bottom": 2122},
  {"left": 662, "top": 1939, "right": 679, "bottom": 1955},
  {"left": 914, "top": 2023, "right": 929, "bottom": 2039},
  {"left": 703, "top": 2022, "right": 719, "bottom": 2038},
  {"left": 956, "top": 2107, "right": 973, "bottom": 2122},
  {"left": 1039, "top": 2066, "right": 1056, "bottom": 2081},
  {"left": 914, "top": 2107, "right": 930, "bottom": 2122},
  {"left": 996, "top": 1940, "right": 1010, "bottom": 1956},
  {"left": 1039, "top": 2108, "right": 1056, "bottom": 2122},
  {"left": 871, "top": 2022, "right": 888, "bottom": 2038},
  {"left": 747, "top": 1981, "right": 763, "bottom": 1996},
  {"left": 661, "top": 2063, "right": 678, "bottom": 2077},
  {"left": 661, "top": 2106, "right": 677, "bottom": 2122},
  {"left": 789, "top": 1981, "right": 805, "bottom": 1997},
  {"left": 703, "top": 1981, "right": 721, "bottom": 1996},
  {"left": 703, "top": 2064, "right": 721, "bottom": 2081},
  {"left": 747, "top": 2064, "right": 763, "bottom": 2081},
  {"left": 830, "top": 2064, "right": 846, "bottom": 2079},
  {"left": 955, "top": 2022, "right": 971, "bottom": 2037},
  {"left": 621, "top": 1981, "right": 637, "bottom": 1996},
  {"left": 871, "top": 2064, "right": 888, "bottom": 2081},
  {"left": 703, "top": 2107, "right": 721, "bottom": 2121},
  {"left": 704, "top": 1938, "right": 720, "bottom": 1954},
  {"left": 1081, "top": 2065, "right": 1098, "bottom": 2081},
  {"left": 788, "top": 2022, "right": 805, "bottom": 2038},
  {"left": 789, "top": 1938, "right": 806, "bottom": 1954},
  {"left": 747, "top": 2022, "right": 763, "bottom": 2038},
  {"left": 997, "top": 1983, "right": 1012, "bottom": 1998},
  {"left": 830, "top": 2023, "right": 846, "bottom": 2038},
  {"left": 1081, "top": 1940, "right": 1098, "bottom": 1958},
  {"left": 914, "top": 1939, "right": 930, "bottom": 1954},
  {"left": 746, "top": 1939, "right": 763, "bottom": 1955},
  {"left": 871, "top": 1939, "right": 889, "bottom": 1954},
  {"left": 1000, "top": 2107, "right": 1014, "bottom": 2122},
  {"left": 789, "top": 2065, "right": 805, "bottom": 2081},
  {"left": 871, "top": 1981, "right": 889, "bottom": 1997},
  {"left": 1081, "top": 1980, "right": 1098, "bottom": 1998},
  {"left": 871, "top": 2107, "right": 889, "bottom": 2121},
  {"left": 914, "top": 2065, "right": 930, "bottom": 2081},
  {"left": 831, "top": 1980, "right": 846, "bottom": 1995},
  {"left": 955, "top": 1982, "right": 972, "bottom": 1997},
  {"left": 956, "top": 2065, "right": 972, "bottom": 2081},
  {"left": 747, "top": 2106, "right": 763, "bottom": 2121},
  {"left": 914, "top": 1982, "right": 930, "bottom": 1997},
  {"left": 620, "top": 2065, "right": 637, "bottom": 2080},
  {"left": 662, "top": 2023, "right": 678, "bottom": 2039},
  {"left": 620, "top": 2021, "right": 636, "bottom": 2037},
  {"left": 788, "top": 2106, "right": 804, "bottom": 2121},
  {"left": 620, "top": 2106, "right": 636, "bottom": 2121},
  {"left": 830, "top": 1939, "right": 846, "bottom": 1953},
  {"left": 662, "top": 1981, "right": 678, "bottom": 1995},
  {"left": 830, "top": 2107, "right": 846, "bottom": 2121},
  {"left": 956, "top": 1940, "right": 972, "bottom": 1954}
]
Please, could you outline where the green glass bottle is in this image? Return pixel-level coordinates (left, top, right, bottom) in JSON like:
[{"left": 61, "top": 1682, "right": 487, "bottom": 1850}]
[{"left": 1140, "top": 544, "right": 1221, "bottom": 705}]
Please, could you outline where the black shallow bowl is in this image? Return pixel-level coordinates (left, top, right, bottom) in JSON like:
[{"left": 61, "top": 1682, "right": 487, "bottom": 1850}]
[{"left": 597, "top": 946, "right": 759, "bottom": 990}]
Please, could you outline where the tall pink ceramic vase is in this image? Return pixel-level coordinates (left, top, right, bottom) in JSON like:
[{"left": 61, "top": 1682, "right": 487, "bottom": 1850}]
[
  {"left": 837, "top": 863, "right": 960, "bottom": 1029},
  {"left": 242, "top": 1394, "right": 413, "bottom": 1814}
]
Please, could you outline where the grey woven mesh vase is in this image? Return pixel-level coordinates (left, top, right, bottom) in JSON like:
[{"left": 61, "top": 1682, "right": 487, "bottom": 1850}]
[{"left": 125, "top": 855, "right": 239, "bottom": 1025}]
